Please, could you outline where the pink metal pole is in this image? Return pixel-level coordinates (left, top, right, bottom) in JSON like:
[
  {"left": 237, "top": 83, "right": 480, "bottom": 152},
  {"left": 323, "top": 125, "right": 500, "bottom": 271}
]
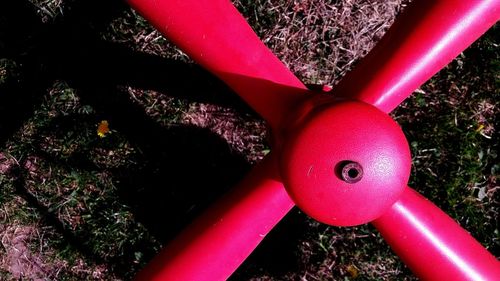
[
  {"left": 134, "top": 154, "right": 294, "bottom": 281},
  {"left": 372, "top": 188, "right": 500, "bottom": 281},
  {"left": 126, "top": 0, "right": 308, "bottom": 130},
  {"left": 332, "top": 0, "right": 500, "bottom": 113}
]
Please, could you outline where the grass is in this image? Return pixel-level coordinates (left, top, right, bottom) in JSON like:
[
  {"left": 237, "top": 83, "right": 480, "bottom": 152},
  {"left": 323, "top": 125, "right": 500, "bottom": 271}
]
[{"left": 0, "top": 0, "right": 498, "bottom": 280}]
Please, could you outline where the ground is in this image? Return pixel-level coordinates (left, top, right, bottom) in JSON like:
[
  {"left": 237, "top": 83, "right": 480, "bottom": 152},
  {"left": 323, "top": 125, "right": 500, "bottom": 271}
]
[{"left": 0, "top": 0, "right": 498, "bottom": 280}]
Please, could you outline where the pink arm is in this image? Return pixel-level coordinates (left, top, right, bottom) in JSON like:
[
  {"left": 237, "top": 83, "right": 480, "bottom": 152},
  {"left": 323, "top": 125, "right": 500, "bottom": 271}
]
[
  {"left": 126, "top": 0, "right": 308, "bottom": 130},
  {"left": 126, "top": 1, "right": 500, "bottom": 280},
  {"left": 333, "top": 0, "right": 500, "bottom": 113},
  {"left": 372, "top": 188, "right": 500, "bottom": 281},
  {"left": 134, "top": 154, "right": 294, "bottom": 281}
]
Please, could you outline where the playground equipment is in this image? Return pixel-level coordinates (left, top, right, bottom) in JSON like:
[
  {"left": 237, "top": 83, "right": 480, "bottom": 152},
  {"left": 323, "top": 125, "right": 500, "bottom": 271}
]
[{"left": 123, "top": 0, "right": 500, "bottom": 280}]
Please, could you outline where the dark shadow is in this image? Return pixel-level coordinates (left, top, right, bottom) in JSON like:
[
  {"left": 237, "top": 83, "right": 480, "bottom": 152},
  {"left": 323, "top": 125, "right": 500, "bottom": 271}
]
[
  {"left": 0, "top": 0, "right": 252, "bottom": 146},
  {"left": 0, "top": 0, "right": 325, "bottom": 279},
  {"left": 0, "top": 1, "right": 52, "bottom": 145},
  {"left": 230, "top": 208, "right": 312, "bottom": 279},
  {"left": 26, "top": 108, "right": 252, "bottom": 277},
  {"left": 0, "top": 0, "right": 301, "bottom": 279}
]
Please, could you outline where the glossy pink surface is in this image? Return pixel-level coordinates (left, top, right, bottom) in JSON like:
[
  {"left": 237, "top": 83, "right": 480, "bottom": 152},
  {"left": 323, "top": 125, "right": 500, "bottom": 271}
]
[
  {"left": 373, "top": 188, "right": 500, "bottom": 281},
  {"left": 333, "top": 0, "right": 500, "bottom": 113},
  {"left": 134, "top": 155, "right": 293, "bottom": 281},
  {"left": 125, "top": 0, "right": 500, "bottom": 280},
  {"left": 280, "top": 101, "right": 411, "bottom": 226},
  {"left": 126, "top": 0, "right": 308, "bottom": 130}
]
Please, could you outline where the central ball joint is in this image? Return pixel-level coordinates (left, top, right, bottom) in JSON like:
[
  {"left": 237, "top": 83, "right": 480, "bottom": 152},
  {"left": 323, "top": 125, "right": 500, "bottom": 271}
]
[{"left": 279, "top": 100, "right": 412, "bottom": 226}]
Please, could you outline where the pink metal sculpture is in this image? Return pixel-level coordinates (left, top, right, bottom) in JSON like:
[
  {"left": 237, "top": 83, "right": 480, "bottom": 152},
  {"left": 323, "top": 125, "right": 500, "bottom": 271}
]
[{"left": 123, "top": 0, "right": 500, "bottom": 280}]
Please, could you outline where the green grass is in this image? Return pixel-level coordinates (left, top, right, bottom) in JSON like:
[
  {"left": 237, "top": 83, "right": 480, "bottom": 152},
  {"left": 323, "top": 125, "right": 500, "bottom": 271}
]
[{"left": 1, "top": 1, "right": 498, "bottom": 280}]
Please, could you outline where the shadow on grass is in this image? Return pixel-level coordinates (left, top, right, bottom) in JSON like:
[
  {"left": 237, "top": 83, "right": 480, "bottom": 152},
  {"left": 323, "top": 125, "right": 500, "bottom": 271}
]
[{"left": 0, "top": 0, "right": 310, "bottom": 279}]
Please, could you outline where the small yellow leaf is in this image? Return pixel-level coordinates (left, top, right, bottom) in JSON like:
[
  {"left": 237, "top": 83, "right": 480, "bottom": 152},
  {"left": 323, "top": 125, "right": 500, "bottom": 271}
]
[
  {"left": 97, "top": 120, "right": 110, "bottom": 138},
  {"left": 346, "top": 264, "right": 359, "bottom": 279}
]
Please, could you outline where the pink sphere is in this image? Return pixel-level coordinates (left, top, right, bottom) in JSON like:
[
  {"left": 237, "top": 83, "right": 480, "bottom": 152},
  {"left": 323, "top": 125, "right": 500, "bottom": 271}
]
[{"left": 280, "top": 100, "right": 411, "bottom": 226}]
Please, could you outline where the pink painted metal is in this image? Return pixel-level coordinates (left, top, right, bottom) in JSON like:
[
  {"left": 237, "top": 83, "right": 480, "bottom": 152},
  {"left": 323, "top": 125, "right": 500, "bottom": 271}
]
[
  {"left": 333, "top": 0, "right": 500, "bottom": 113},
  {"left": 280, "top": 100, "right": 411, "bottom": 226},
  {"left": 126, "top": 0, "right": 308, "bottom": 131},
  {"left": 134, "top": 154, "right": 294, "bottom": 281},
  {"left": 125, "top": 0, "right": 500, "bottom": 280},
  {"left": 373, "top": 187, "right": 500, "bottom": 281}
]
